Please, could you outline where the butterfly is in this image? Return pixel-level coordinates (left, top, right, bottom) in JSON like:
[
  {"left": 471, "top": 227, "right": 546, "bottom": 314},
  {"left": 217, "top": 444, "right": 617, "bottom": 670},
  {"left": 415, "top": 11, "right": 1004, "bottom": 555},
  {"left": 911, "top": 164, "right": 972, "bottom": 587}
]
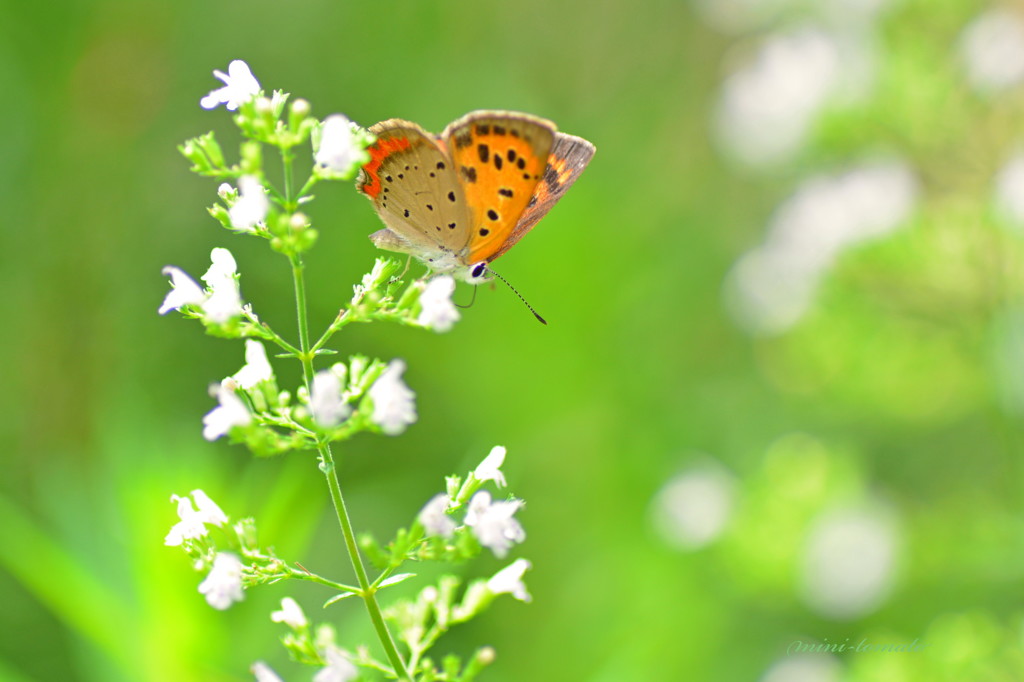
[{"left": 356, "top": 110, "right": 595, "bottom": 284}]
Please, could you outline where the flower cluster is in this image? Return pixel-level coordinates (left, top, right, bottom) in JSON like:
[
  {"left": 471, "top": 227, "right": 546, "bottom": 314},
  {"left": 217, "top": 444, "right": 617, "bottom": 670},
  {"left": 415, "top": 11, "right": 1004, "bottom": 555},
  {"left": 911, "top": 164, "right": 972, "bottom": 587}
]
[{"left": 163, "top": 60, "right": 533, "bottom": 682}]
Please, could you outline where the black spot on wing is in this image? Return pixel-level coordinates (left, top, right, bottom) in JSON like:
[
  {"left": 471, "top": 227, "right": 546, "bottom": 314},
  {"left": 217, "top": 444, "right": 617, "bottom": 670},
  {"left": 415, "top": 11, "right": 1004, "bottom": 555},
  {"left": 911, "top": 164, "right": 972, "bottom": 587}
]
[
  {"left": 461, "top": 165, "right": 477, "bottom": 182},
  {"left": 499, "top": 188, "right": 513, "bottom": 197},
  {"left": 477, "top": 144, "right": 489, "bottom": 163},
  {"left": 487, "top": 209, "right": 499, "bottom": 221},
  {"left": 494, "top": 153, "right": 503, "bottom": 170}
]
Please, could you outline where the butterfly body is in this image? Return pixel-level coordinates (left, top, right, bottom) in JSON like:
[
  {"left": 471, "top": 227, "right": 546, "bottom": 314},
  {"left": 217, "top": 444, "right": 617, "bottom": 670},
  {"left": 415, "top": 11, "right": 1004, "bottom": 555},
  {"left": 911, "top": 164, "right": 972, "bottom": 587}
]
[{"left": 357, "top": 111, "right": 595, "bottom": 282}]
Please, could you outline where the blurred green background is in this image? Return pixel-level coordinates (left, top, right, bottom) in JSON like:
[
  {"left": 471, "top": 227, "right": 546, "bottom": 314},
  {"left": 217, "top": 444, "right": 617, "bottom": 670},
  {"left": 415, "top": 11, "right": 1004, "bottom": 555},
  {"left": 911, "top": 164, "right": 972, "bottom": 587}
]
[{"left": 3, "top": 0, "right": 1024, "bottom": 680}]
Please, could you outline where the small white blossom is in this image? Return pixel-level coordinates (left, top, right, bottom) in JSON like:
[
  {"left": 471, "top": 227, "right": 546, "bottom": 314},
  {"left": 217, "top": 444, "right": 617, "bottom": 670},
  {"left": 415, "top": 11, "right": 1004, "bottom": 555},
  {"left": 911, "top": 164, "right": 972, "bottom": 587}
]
[
  {"left": 271, "top": 596, "right": 308, "bottom": 629},
  {"left": 158, "top": 267, "right": 205, "bottom": 315},
  {"left": 201, "top": 247, "right": 243, "bottom": 322},
  {"left": 417, "top": 276, "right": 460, "bottom": 332},
  {"left": 164, "top": 489, "right": 228, "bottom": 546},
  {"left": 202, "top": 381, "right": 252, "bottom": 441},
  {"left": 229, "top": 176, "right": 269, "bottom": 231},
  {"left": 198, "top": 552, "right": 245, "bottom": 610},
  {"left": 234, "top": 340, "right": 274, "bottom": 390},
  {"left": 217, "top": 182, "right": 234, "bottom": 199},
  {"left": 313, "top": 646, "right": 358, "bottom": 682},
  {"left": 487, "top": 558, "right": 532, "bottom": 602},
  {"left": 465, "top": 491, "right": 526, "bottom": 559},
  {"left": 160, "top": 248, "right": 243, "bottom": 323},
  {"left": 200, "top": 59, "right": 261, "bottom": 111},
  {"left": 474, "top": 445, "right": 507, "bottom": 488},
  {"left": 418, "top": 493, "right": 456, "bottom": 538},
  {"left": 315, "top": 114, "right": 364, "bottom": 175},
  {"left": 368, "top": 360, "right": 417, "bottom": 435},
  {"left": 352, "top": 258, "right": 389, "bottom": 302},
  {"left": 251, "top": 661, "right": 284, "bottom": 682},
  {"left": 310, "top": 369, "right": 350, "bottom": 428}
]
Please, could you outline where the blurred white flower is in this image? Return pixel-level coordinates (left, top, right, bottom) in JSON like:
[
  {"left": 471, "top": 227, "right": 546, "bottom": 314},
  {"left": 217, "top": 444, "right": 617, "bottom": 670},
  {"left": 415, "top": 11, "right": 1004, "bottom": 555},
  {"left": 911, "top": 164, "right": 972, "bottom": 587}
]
[
  {"left": 368, "top": 360, "right": 416, "bottom": 435},
  {"left": 310, "top": 369, "right": 350, "bottom": 428},
  {"left": 200, "top": 59, "right": 261, "bottom": 111},
  {"left": 203, "top": 381, "right": 252, "bottom": 441},
  {"left": 759, "top": 653, "right": 842, "bottom": 682},
  {"left": 229, "top": 176, "right": 269, "bottom": 231},
  {"left": 725, "top": 160, "right": 918, "bottom": 335},
  {"left": 651, "top": 460, "right": 736, "bottom": 550},
  {"left": 418, "top": 493, "right": 456, "bottom": 538},
  {"left": 995, "top": 153, "right": 1024, "bottom": 229},
  {"left": 716, "top": 28, "right": 841, "bottom": 167},
  {"left": 474, "top": 445, "right": 507, "bottom": 488},
  {"left": 487, "top": 558, "right": 532, "bottom": 602},
  {"left": 798, "top": 506, "right": 899, "bottom": 620},
  {"left": 158, "top": 267, "right": 205, "bottom": 315},
  {"left": 164, "top": 489, "right": 228, "bottom": 546},
  {"left": 251, "top": 661, "right": 284, "bottom": 682},
  {"left": 233, "top": 340, "right": 274, "bottom": 389},
  {"left": 199, "top": 552, "right": 245, "bottom": 610},
  {"left": 271, "top": 597, "right": 308, "bottom": 629},
  {"left": 960, "top": 8, "right": 1024, "bottom": 94},
  {"left": 313, "top": 646, "right": 358, "bottom": 682},
  {"left": 417, "top": 276, "right": 460, "bottom": 332},
  {"left": 465, "top": 491, "right": 525, "bottom": 559},
  {"left": 315, "top": 114, "right": 364, "bottom": 175}
]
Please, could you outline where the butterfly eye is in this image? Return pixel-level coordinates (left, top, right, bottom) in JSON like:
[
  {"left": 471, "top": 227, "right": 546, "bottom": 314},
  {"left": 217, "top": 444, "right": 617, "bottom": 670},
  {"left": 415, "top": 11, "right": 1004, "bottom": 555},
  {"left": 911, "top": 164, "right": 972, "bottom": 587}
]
[{"left": 470, "top": 262, "right": 488, "bottom": 280}]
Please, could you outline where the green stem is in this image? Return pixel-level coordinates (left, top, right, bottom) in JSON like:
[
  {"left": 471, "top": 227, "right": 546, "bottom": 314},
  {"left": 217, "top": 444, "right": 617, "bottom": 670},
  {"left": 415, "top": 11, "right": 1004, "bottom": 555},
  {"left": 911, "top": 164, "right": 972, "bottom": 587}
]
[
  {"left": 282, "top": 148, "right": 296, "bottom": 211},
  {"left": 289, "top": 251, "right": 411, "bottom": 681}
]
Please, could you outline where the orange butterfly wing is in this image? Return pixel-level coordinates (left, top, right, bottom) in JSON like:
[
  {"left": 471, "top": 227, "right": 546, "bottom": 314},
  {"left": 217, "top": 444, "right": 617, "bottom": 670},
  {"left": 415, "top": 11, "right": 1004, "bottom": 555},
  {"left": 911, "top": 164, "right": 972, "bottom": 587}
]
[
  {"left": 441, "top": 112, "right": 555, "bottom": 264},
  {"left": 489, "top": 132, "right": 596, "bottom": 261}
]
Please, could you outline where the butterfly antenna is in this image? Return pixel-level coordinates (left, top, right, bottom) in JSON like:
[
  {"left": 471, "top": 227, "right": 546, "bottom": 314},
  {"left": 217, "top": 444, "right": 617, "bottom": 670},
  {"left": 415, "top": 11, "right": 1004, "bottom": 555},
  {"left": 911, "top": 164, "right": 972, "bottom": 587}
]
[{"left": 484, "top": 266, "right": 548, "bottom": 325}]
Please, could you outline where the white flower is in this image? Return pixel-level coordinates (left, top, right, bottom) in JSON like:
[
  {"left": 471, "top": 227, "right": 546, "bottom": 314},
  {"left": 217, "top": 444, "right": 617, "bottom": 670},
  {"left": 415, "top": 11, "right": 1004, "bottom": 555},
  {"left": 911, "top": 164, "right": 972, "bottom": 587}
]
[
  {"left": 315, "top": 114, "right": 363, "bottom": 175},
  {"left": 417, "top": 276, "right": 460, "bottom": 332},
  {"left": 201, "top": 247, "right": 243, "bottom": 322},
  {"left": 164, "top": 489, "right": 228, "bottom": 546},
  {"left": 487, "top": 558, "right": 532, "bottom": 602},
  {"left": 250, "top": 661, "right": 283, "bottom": 682},
  {"left": 368, "top": 360, "right": 417, "bottom": 435},
  {"left": 200, "top": 59, "right": 261, "bottom": 111},
  {"left": 251, "top": 661, "right": 284, "bottom": 682},
  {"left": 202, "top": 381, "right": 252, "bottom": 441},
  {"left": 159, "top": 248, "right": 243, "bottom": 323},
  {"left": 960, "top": 8, "right": 1024, "bottom": 94},
  {"left": 270, "top": 596, "right": 308, "bottom": 629},
  {"left": 418, "top": 493, "right": 456, "bottom": 538},
  {"left": 158, "top": 267, "right": 205, "bottom": 315},
  {"left": 198, "top": 552, "right": 244, "bottom": 610},
  {"left": 352, "top": 258, "right": 390, "bottom": 303},
  {"left": 465, "top": 491, "right": 526, "bottom": 559},
  {"left": 313, "top": 646, "right": 358, "bottom": 682},
  {"left": 474, "top": 445, "right": 507, "bottom": 488},
  {"left": 229, "top": 176, "right": 269, "bottom": 231},
  {"left": 310, "top": 369, "right": 350, "bottom": 428},
  {"left": 234, "top": 340, "right": 274, "bottom": 390}
]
